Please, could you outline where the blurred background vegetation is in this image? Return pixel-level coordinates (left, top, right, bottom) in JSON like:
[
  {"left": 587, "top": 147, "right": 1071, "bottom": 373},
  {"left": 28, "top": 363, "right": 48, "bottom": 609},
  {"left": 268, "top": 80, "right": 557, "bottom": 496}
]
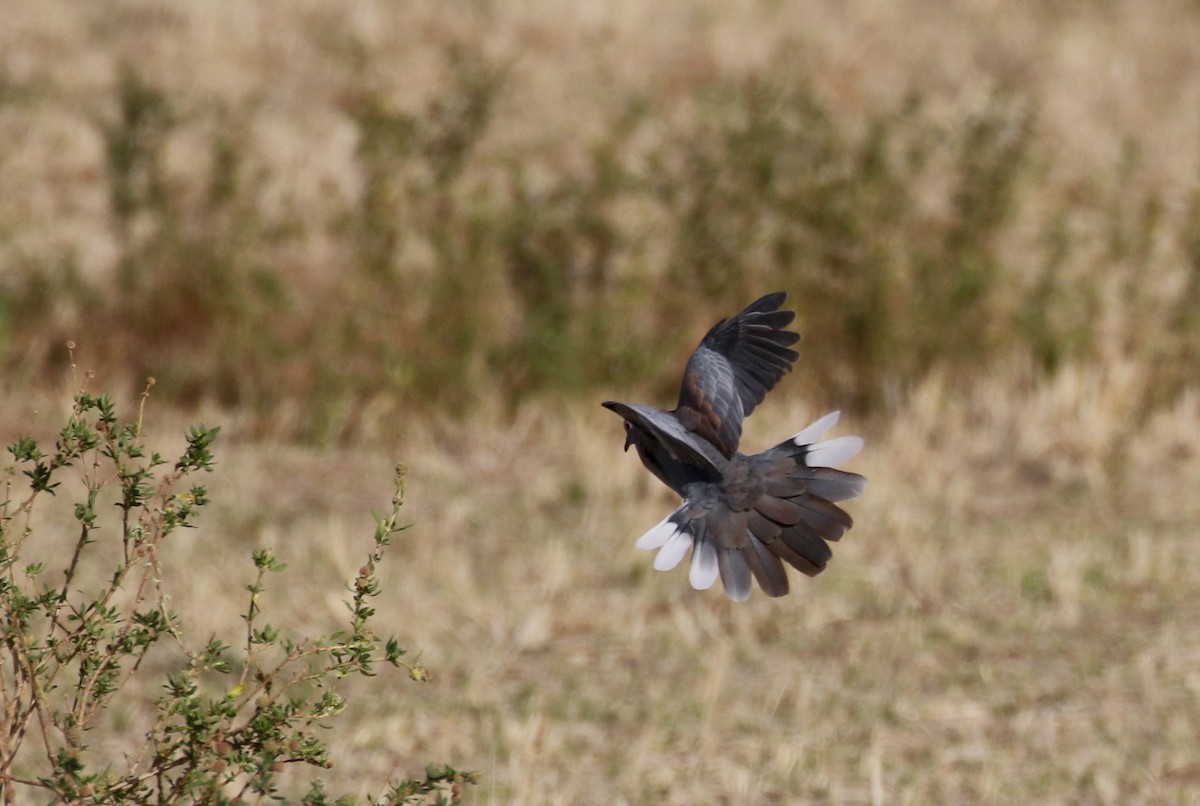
[{"left": 2, "top": 1, "right": 1198, "bottom": 443}]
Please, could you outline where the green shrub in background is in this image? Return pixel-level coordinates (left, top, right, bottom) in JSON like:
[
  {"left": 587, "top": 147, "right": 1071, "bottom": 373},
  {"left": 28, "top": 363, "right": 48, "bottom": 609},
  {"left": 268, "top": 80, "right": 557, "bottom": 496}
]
[
  {"left": 0, "top": 371, "right": 473, "bottom": 804},
  {"left": 2, "top": 43, "right": 1198, "bottom": 436}
]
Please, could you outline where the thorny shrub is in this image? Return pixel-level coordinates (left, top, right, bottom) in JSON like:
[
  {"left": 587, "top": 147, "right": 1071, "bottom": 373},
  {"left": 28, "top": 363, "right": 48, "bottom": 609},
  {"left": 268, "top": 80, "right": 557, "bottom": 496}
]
[{"left": 0, "top": 365, "right": 474, "bottom": 804}]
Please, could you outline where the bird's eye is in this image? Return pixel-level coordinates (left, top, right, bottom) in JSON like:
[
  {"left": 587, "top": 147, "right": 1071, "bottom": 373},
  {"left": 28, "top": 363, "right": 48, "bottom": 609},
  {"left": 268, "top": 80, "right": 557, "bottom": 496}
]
[{"left": 624, "top": 421, "right": 632, "bottom": 433}]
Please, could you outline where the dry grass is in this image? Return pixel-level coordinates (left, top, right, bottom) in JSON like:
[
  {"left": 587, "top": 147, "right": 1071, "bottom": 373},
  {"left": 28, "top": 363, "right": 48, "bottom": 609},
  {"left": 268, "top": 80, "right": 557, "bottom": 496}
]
[
  {"left": 10, "top": 367, "right": 1199, "bottom": 803},
  {"left": 4, "top": 1, "right": 1200, "bottom": 803}
]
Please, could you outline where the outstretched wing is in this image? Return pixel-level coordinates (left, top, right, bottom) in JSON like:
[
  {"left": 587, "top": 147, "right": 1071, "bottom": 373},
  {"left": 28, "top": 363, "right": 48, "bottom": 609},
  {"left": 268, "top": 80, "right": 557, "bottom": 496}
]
[{"left": 675, "top": 291, "right": 800, "bottom": 457}]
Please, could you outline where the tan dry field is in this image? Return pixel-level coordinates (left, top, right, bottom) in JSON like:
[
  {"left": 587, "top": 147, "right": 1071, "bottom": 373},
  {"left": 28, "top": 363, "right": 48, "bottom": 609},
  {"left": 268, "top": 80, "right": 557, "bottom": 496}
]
[
  {"left": 7, "top": 359, "right": 1200, "bottom": 804},
  {"left": 3, "top": 1, "right": 1200, "bottom": 804}
]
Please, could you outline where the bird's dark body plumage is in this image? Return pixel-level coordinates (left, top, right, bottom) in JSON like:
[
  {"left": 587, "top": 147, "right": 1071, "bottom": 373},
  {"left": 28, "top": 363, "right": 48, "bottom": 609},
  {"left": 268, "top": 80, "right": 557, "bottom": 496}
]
[{"left": 603, "top": 292, "right": 865, "bottom": 601}]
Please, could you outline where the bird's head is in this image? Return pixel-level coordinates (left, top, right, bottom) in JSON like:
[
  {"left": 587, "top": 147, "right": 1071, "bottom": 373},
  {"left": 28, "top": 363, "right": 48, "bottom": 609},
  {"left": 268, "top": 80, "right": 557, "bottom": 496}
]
[
  {"left": 622, "top": 420, "right": 635, "bottom": 451},
  {"left": 601, "top": 401, "right": 637, "bottom": 452}
]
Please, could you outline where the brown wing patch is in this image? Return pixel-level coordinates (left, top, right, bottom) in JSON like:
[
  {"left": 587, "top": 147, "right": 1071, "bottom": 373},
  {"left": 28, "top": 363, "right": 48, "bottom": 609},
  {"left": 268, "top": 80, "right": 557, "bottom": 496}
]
[{"left": 676, "top": 369, "right": 731, "bottom": 455}]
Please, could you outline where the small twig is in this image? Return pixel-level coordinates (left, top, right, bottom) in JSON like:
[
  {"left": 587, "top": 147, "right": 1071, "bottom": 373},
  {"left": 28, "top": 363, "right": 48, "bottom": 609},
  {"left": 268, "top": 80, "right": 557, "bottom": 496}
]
[
  {"left": 0, "top": 772, "right": 47, "bottom": 788},
  {"left": 57, "top": 521, "right": 91, "bottom": 612},
  {"left": 237, "top": 565, "right": 269, "bottom": 693},
  {"left": 65, "top": 340, "right": 78, "bottom": 394},
  {"left": 134, "top": 377, "right": 155, "bottom": 439}
]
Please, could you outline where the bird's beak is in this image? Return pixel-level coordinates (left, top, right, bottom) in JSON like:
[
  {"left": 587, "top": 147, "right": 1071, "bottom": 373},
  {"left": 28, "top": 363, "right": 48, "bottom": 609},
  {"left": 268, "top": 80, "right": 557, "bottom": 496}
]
[{"left": 623, "top": 432, "right": 634, "bottom": 452}]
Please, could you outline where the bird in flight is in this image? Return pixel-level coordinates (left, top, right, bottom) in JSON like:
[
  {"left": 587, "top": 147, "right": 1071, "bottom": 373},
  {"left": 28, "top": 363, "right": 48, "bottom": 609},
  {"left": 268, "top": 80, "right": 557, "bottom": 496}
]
[{"left": 603, "top": 292, "right": 866, "bottom": 601}]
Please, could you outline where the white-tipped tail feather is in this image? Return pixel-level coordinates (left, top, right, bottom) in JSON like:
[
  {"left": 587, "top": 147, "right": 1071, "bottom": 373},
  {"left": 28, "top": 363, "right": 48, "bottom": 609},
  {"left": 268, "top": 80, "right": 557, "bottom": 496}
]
[
  {"left": 653, "top": 529, "right": 693, "bottom": 571},
  {"left": 635, "top": 515, "right": 678, "bottom": 550},
  {"left": 636, "top": 511, "right": 704, "bottom": 577},
  {"left": 786, "top": 412, "right": 864, "bottom": 468},
  {"left": 688, "top": 540, "right": 719, "bottom": 589},
  {"left": 804, "top": 435, "right": 864, "bottom": 468},
  {"left": 789, "top": 411, "right": 841, "bottom": 445}
]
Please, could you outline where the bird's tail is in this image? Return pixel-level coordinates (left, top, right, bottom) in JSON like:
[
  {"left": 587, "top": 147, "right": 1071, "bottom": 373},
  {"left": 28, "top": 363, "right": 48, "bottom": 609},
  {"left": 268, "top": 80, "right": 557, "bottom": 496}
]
[
  {"left": 634, "top": 412, "right": 866, "bottom": 601},
  {"left": 634, "top": 502, "right": 753, "bottom": 600},
  {"left": 745, "top": 410, "right": 866, "bottom": 579}
]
